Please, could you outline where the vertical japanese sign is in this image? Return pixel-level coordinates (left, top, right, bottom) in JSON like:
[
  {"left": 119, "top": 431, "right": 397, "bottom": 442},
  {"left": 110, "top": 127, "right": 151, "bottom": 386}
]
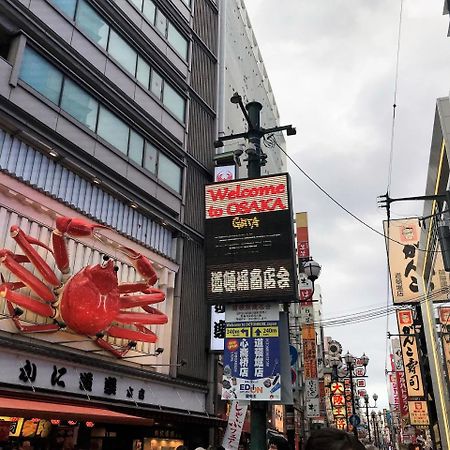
[
  {"left": 330, "top": 381, "right": 346, "bottom": 429},
  {"left": 392, "top": 338, "right": 409, "bottom": 424},
  {"left": 210, "top": 304, "right": 226, "bottom": 351},
  {"left": 303, "top": 324, "right": 319, "bottom": 418},
  {"left": 296, "top": 212, "right": 310, "bottom": 261},
  {"left": 396, "top": 310, "right": 425, "bottom": 397},
  {"left": 384, "top": 219, "right": 420, "bottom": 304},
  {"left": 222, "top": 400, "right": 249, "bottom": 450},
  {"left": 222, "top": 304, "right": 281, "bottom": 401},
  {"left": 438, "top": 307, "right": 450, "bottom": 387},
  {"left": 205, "top": 174, "right": 297, "bottom": 304}
]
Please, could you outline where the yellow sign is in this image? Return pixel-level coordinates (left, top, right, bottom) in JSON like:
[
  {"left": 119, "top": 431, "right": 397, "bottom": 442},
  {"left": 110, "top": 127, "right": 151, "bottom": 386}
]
[
  {"left": 225, "top": 327, "right": 251, "bottom": 338},
  {"left": 252, "top": 326, "right": 278, "bottom": 337},
  {"left": 408, "top": 400, "right": 430, "bottom": 426}
]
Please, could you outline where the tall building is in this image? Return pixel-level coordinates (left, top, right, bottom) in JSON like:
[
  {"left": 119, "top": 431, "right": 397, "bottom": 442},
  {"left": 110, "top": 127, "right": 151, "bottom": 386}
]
[
  {"left": 0, "top": 0, "right": 218, "bottom": 448},
  {"left": 217, "top": 0, "right": 287, "bottom": 177}
]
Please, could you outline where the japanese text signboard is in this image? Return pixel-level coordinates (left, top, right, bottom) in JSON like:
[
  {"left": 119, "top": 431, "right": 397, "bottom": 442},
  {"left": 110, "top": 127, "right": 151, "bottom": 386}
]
[
  {"left": 384, "top": 219, "right": 420, "bottom": 304},
  {"left": 408, "top": 401, "right": 430, "bottom": 426},
  {"left": 222, "top": 400, "right": 249, "bottom": 450},
  {"left": 438, "top": 307, "right": 450, "bottom": 385},
  {"left": 222, "top": 318, "right": 281, "bottom": 401},
  {"left": 396, "top": 309, "right": 425, "bottom": 398},
  {"left": 205, "top": 174, "right": 297, "bottom": 304}
]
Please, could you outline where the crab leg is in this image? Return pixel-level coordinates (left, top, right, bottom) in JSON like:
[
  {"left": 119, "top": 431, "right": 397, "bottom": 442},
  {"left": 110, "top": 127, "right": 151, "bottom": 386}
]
[
  {"left": 107, "top": 325, "right": 158, "bottom": 343},
  {"left": 0, "top": 250, "right": 55, "bottom": 302},
  {"left": 116, "top": 246, "right": 158, "bottom": 285},
  {"left": 10, "top": 226, "right": 59, "bottom": 286},
  {"left": 119, "top": 291, "right": 165, "bottom": 309},
  {"left": 52, "top": 217, "right": 109, "bottom": 274},
  {"left": 116, "top": 307, "right": 168, "bottom": 325},
  {"left": 0, "top": 286, "right": 55, "bottom": 317},
  {"left": 94, "top": 338, "right": 134, "bottom": 358}
]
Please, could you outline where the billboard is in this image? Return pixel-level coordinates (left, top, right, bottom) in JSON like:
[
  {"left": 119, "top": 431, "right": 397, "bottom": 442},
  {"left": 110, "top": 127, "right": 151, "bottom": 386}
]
[
  {"left": 222, "top": 307, "right": 281, "bottom": 401},
  {"left": 205, "top": 174, "right": 297, "bottom": 304}
]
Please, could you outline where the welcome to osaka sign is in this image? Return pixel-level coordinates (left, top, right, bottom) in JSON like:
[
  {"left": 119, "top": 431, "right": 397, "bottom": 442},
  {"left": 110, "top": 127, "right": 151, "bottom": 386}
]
[{"left": 205, "top": 174, "right": 297, "bottom": 304}]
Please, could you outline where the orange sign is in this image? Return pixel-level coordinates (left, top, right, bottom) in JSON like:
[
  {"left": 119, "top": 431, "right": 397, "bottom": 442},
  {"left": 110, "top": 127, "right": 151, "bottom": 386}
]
[{"left": 408, "top": 401, "right": 430, "bottom": 426}]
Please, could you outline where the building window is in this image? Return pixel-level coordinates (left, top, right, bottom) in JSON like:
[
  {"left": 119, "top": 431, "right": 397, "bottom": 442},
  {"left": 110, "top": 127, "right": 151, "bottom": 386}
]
[
  {"left": 60, "top": 78, "right": 99, "bottom": 130},
  {"left": 108, "top": 30, "right": 137, "bottom": 75},
  {"left": 97, "top": 106, "right": 129, "bottom": 154},
  {"left": 49, "top": 0, "right": 187, "bottom": 124},
  {"left": 167, "top": 24, "right": 188, "bottom": 61},
  {"left": 76, "top": 0, "right": 110, "bottom": 48},
  {"left": 19, "top": 47, "right": 63, "bottom": 104},
  {"left": 163, "top": 84, "right": 185, "bottom": 123},
  {"left": 158, "top": 153, "right": 181, "bottom": 193},
  {"left": 50, "top": 0, "right": 77, "bottom": 18},
  {"left": 19, "top": 46, "right": 183, "bottom": 193},
  {"left": 128, "top": 0, "right": 189, "bottom": 61}
]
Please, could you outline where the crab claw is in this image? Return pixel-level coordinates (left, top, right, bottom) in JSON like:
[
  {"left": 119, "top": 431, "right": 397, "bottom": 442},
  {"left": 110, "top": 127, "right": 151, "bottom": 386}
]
[
  {"left": 117, "top": 246, "right": 157, "bottom": 285},
  {"left": 55, "top": 217, "right": 109, "bottom": 237}
]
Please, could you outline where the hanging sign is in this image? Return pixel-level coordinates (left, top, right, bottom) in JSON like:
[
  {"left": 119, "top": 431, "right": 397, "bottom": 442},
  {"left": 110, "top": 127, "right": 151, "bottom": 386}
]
[
  {"left": 205, "top": 174, "right": 297, "bottom": 304},
  {"left": 222, "top": 319, "right": 281, "bottom": 401},
  {"left": 384, "top": 219, "right": 420, "bottom": 304},
  {"left": 222, "top": 400, "right": 249, "bottom": 450},
  {"left": 396, "top": 309, "right": 425, "bottom": 397},
  {"left": 408, "top": 401, "right": 430, "bottom": 426}
]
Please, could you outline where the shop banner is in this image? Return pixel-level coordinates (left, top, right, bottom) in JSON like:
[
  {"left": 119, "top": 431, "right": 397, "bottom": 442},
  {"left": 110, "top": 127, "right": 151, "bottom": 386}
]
[
  {"left": 296, "top": 212, "right": 310, "bottom": 261},
  {"left": 302, "top": 324, "right": 318, "bottom": 379},
  {"left": 408, "top": 401, "right": 430, "bottom": 426},
  {"left": 222, "top": 400, "right": 249, "bottom": 450},
  {"left": 222, "top": 320, "right": 281, "bottom": 401},
  {"left": 384, "top": 219, "right": 420, "bottom": 304},
  {"left": 396, "top": 309, "right": 425, "bottom": 397},
  {"left": 392, "top": 338, "right": 410, "bottom": 424},
  {"left": 205, "top": 174, "right": 297, "bottom": 304},
  {"left": 214, "top": 165, "right": 236, "bottom": 183},
  {"left": 210, "top": 305, "right": 226, "bottom": 351},
  {"left": 439, "top": 307, "right": 450, "bottom": 384}
]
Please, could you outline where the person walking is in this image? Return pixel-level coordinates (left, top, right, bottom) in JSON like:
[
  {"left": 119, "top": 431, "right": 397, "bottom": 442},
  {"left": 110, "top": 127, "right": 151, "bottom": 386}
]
[{"left": 305, "top": 428, "right": 366, "bottom": 450}]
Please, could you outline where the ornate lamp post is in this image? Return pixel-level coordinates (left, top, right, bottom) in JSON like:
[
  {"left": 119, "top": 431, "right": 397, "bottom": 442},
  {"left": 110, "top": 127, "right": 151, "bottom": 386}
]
[
  {"left": 363, "top": 393, "right": 378, "bottom": 443},
  {"left": 299, "top": 257, "right": 321, "bottom": 302}
]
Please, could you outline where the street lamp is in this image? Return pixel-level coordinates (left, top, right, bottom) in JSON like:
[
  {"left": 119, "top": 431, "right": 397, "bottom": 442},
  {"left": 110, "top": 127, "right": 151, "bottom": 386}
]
[
  {"left": 363, "top": 393, "right": 378, "bottom": 443},
  {"left": 299, "top": 257, "right": 321, "bottom": 302}
]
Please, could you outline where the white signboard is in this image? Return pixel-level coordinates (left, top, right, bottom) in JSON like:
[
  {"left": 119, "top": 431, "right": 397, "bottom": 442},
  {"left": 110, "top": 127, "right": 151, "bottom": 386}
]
[
  {"left": 305, "top": 398, "right": 320, "bottom": 418},
  {"left": 214, "top": 165, "right": 236, "bottom": 183},
  {"left": 222, "top": 400, "right": 249, "bottom": 450},
  {"left": 305, "top": 378, "right": 319, "bottom": 399},
  {"left": 0, "top": 350, "right": 205, "bottom": 413},
  {"left": 210, "top": 305, "right": 225, "bottom": 351},
  {"left": 225, "top": 303, "right": 279, "bottom": 323}
]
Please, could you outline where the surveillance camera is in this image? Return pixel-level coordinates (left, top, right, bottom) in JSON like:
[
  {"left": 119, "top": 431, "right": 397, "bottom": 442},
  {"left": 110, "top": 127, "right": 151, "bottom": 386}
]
[
  {"left": 156, "top": 347, "right": 164, "bottom": 355},
  {"left": 286, "top": 126, "right": 297, "bottom": 136},
  {"left": 246, "top": 143, "right": 257, "bottom": 155}
]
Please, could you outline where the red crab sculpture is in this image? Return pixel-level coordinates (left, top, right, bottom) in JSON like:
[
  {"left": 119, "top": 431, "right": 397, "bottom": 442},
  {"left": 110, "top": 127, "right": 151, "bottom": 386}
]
[{"left": 0, "top": 217, "right": 167, "bottom": 357}]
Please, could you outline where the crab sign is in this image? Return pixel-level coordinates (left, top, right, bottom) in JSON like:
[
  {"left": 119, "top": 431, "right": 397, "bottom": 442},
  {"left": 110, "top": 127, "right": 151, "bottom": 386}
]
[{"left": 0, "top": 217, "right": 168, "bottom": 357}]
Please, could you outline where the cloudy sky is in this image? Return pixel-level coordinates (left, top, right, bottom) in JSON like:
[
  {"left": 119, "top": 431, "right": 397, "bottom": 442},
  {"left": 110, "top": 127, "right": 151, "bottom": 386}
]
[{"left": 243, "top": 0, "right": 450, "bottom": 407}]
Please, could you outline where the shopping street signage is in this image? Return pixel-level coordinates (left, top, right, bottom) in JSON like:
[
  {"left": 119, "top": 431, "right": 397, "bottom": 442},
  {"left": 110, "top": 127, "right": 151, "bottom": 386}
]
[
  {"left": 408, "top": 400, "right": 430, "bottom": 426},
  {"left": 222, "top": 319, "right": 281, "bottom": 401},
  {"left": 205, "top": 174, "right": 297, "bottom": 304},
  {"left": 396, "top": 309, "right": 425, "bottom": 398}
]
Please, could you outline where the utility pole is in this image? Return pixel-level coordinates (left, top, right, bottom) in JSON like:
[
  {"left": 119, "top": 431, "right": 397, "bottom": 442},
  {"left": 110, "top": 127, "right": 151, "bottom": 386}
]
[{"left": 215, "top": 92, "right": 296, "bottom": 450}]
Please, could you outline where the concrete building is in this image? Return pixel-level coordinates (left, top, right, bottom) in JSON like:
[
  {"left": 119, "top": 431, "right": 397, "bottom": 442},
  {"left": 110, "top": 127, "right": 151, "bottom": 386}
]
[{"left": 0, "top": 0, "right": 218, "bottom": 448}]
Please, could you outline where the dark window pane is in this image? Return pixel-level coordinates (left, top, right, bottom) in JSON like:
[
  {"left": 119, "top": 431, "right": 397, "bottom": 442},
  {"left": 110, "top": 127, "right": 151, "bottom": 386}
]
[
  {"left": 97, "top": 106, "right": 129, "bottom": 154},
  {"left": 19, "top": 47, "right": 63, "bottom": 104},
  {"left": 158, "top": 153, "right": 181, "bottom": 193},
  {"left": 143, "top": 142, "right": 157, "bottom": 173},
  {"left": 150, "top": 70, "right": 162, "bottom": 99},
  {"left": 167, "top": 23, "right": 188, "bottom": 60},
  {"left": 129, "top": 130, "right": 144, "bottom": 165},
  {"left": 163, "top": 84, "right": 185, "bottom": 122},
  {"left": 49, "top": 0, "right": 77, "bottom": 19},
  {"left": 108, "top": 30, "right": 137, "bottom": 75},
  {"left": 143, "top": 0, "right": 156, "bottom": 23},
  {"left": 60, "top": 79, "right": 99, "bottom": 130},
  {"left": 76, "top": 0, "right": 109, "bottom": 49}
]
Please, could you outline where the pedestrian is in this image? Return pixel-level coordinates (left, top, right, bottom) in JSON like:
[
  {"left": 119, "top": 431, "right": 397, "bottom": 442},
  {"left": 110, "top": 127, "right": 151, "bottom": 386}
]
[
  {"left": 305, "top": 428, "right": 365, "bottom": 450},
  {"left": 267, "top": 436, "right": 289, "bottom": 450}
]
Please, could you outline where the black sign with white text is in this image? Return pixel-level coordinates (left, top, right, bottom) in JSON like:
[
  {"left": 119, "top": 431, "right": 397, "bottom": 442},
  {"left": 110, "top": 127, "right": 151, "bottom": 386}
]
[{"left": 205, "top": 174, "right": 297, "bottom": 304}]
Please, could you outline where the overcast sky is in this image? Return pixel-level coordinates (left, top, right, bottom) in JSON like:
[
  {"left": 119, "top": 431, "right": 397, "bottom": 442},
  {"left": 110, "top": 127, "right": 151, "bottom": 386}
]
[{"left": 243, "top": 0, "right": 450, "bottom": 408}]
